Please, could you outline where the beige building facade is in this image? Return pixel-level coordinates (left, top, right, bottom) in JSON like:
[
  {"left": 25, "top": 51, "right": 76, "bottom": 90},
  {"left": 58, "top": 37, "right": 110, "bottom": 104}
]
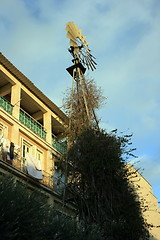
[
  {"left": 0, "top": 53, "right": 75, "bottom": 215},
  {"left": 129, "top": 166, "right": 160, "bottom": 239}
]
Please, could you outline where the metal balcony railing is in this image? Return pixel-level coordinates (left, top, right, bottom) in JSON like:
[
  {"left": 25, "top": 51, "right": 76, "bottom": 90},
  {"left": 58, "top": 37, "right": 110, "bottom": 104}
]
[
  {"left": 0, "top": 96, "right": 13, "bottom": 115},
  {"left": 40, "top": 170, "right": 54, "bottom": 188},
  {"left": 19, "top": 109, "right": 47, "bottom": 140},
  {"left": 0, "top": 97, "right": 66, "bottom": 154},
  {"left": 52, "top": 136, "right": 67, "bottom": 154},
  {"left": 53, "top": 176, "right": 65, "bottom": 194},
  {"left": 0, "top": 149, "right": 65, "bottom": 194}
]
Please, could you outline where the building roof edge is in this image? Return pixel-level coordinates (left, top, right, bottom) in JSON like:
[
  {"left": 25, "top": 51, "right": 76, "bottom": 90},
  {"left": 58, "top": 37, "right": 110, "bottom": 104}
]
[{"left": 0, "top": 53, "right": 68, "bottom": 125}]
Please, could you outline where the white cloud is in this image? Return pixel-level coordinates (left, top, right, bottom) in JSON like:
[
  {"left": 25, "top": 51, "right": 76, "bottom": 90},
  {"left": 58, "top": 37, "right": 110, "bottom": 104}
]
[{"left": 0, "top": 0, "right": 160, "bottom": 200}]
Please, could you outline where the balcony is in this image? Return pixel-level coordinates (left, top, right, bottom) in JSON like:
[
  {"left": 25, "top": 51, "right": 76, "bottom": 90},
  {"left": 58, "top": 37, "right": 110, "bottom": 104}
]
[
  {"left": 0, "top": 96, "right": 13, "bottom": 115},
  {"left": 19, "top": 109, "right": 47, "bottom": 140},
  {"left": 52, "top": 136, "right": 67, "bottom": 154},
  {"left": 0, "top": 150, "right": 65, "bottom": 194}
]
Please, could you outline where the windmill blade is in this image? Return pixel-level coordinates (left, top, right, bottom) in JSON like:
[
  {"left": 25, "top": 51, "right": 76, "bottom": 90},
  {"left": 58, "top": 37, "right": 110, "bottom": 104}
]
[
  {"left": 85, "top": 54, "right": 96, "bottom": 70},
  {"left": 66, "top": 33, "right": 77, "bottom": 45},
  {"left": 79, "top": 48, "right": 97, "bottom": 70},
  {"left": 66, "top": 23, "right": 76, "bottom": 37},
  {"left": 77, "top": 29, "right": 83, "bottom": 39},
  {"left": 70, "top": 22, "right": 78, "bottom": 34},
  {"left": 78, "top": 49, "right": 94, "bottom": 70},
  {"left": 74, "top": 47, "right": 80, "bottom": 54},
  {"left": 87, "top": 51, "right": 96, "bottom": 60},
  {"left": 86, "top": 54, "right": 97, "bottom": 66},
  {"left": 87, "top": 54, "right": 97, "bottom": 65},
  {"left": 78, "top": 29, "right": 87, "bottom": 44},
  {"left": 66, "top": 22, "right": 78, "bottom": 40},
  {"left": 86, "top": 51, "right": 97, "bottom": 64},
  {"left": 85, "top": 55, "right": 94, "bottom": 71},
  {"left": 66, "top": 30, "right": 76, "bottom": 40},
  {"left": 69, "top": 39, "right": 77, "bottom": 47},
  {"left": 79, "top": 52, "right": 88, "bottom": 67},
  {"left": 68, "top": 22, "right": 79, "bottom": 38}
]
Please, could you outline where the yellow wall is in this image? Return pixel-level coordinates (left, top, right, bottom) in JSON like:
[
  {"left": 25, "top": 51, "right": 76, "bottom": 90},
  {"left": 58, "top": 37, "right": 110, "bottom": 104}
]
[
  {"left": 0, "top": 58, "right": 65, "bottom": 181},
  {"left": 129, "top": 166, "right": 160, "bottom": 240}
]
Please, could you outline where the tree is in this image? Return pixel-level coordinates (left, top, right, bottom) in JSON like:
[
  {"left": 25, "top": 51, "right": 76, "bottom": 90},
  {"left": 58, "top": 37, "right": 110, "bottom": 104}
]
[
  {"left": 65, "top": 127, "right": 149, "bottom": 240},
  {"left": 0, "top": 174, "right": 103, "bottom": 240}
]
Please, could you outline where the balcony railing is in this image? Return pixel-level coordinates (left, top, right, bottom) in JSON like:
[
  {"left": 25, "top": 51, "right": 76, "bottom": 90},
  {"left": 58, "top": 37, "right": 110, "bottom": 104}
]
[
  {"left": 19, "top": 109, "right": 47, "bottom": 140},
  {"left": 0, "top": 149, "right": 65, "bottom": 194},
  {"left": 53, "top": 176, "right": 65, "bottom": 194},
  {"left": 52, "top": 136, "right": 67, "bottom": 154},
  {"left": 12, "top": 156, "right": 54, "bottom": 188},
  {"left": 0, "top": 96, "right": 13, "bottom": 115},
  {"left": 40, "top": 170, "right": 54, "bottom": 188}
]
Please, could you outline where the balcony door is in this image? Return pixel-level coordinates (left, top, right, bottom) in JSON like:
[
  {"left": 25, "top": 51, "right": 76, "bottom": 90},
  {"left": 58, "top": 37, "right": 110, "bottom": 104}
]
[{"left": 22, "top": 140, "right": 32, "bottom": 159}]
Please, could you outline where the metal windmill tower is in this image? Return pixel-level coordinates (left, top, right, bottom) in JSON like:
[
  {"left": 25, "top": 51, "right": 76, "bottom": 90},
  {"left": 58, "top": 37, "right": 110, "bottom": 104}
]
[{"left": 65, "top": 22, "right": 99, "bottom": 132}]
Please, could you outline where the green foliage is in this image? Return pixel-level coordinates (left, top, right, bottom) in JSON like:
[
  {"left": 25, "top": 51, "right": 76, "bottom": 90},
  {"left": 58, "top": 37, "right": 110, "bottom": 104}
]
[
  {"left": 0, "top": 174, "right": 103, "bottom": 240},
  {"left": 65, "top": 127, "right": 149, "bottom": 240},
  {"left": 0, "top": 175, "right": 47, "bottom": 240}
]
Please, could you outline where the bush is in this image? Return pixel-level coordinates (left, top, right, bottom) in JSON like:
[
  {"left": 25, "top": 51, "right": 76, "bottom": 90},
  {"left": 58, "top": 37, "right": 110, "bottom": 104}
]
[{"left": 0, "top": 174, "right": 102, "bottom": 240}]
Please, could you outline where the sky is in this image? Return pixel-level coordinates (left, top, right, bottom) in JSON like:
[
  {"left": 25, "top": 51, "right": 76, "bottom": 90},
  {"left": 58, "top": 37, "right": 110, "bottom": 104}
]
[{"left": 0, "top": 0, "right": 160, "bottom": 203}]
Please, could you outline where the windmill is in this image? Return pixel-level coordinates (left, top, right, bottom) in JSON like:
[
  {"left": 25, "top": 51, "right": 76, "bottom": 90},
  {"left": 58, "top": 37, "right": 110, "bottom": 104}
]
[{"left": 65, "top": 22, "right": 99, "bottom": 133}]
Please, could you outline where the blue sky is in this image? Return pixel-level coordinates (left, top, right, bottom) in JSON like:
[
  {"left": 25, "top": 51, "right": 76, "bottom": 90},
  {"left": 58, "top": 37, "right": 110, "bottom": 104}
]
[{"left": 0, "top": 0, "right": 160, "bottom": 203}]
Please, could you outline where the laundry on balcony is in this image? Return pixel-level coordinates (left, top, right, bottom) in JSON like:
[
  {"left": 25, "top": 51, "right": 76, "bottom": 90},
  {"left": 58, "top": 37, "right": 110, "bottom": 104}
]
[
  {"left": 10, "top": 142, "right": 15, "bottom": 160},
  {"left": 0, "top": 138, "right": 13, "bottom": 163},
  {"left": 1, "top": 138, "right": 10, "bottom": 152},
  {"left": 26, "top": 153, "right": 43, "bottom": 179}
]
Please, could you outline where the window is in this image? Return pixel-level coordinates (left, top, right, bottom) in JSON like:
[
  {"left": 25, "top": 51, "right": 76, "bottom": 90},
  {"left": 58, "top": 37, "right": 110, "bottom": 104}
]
[
  {"left": 0, "top": 122, "right": 8, "bottom": 139},
  {"left": 36, "top": 149, "right": 43, "bottom": 162},
  {"left": 21, "top": 139, "right": 32, "bottom": 158}
]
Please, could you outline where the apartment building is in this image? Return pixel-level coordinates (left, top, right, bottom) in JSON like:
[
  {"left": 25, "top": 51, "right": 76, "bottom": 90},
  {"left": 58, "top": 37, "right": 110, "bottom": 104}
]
[
  {"left": 128, "top": 165, "right": 160, "bottom": 240},
  {"left": 0, "top": 53, "right": 75, "bottom": 215}
]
